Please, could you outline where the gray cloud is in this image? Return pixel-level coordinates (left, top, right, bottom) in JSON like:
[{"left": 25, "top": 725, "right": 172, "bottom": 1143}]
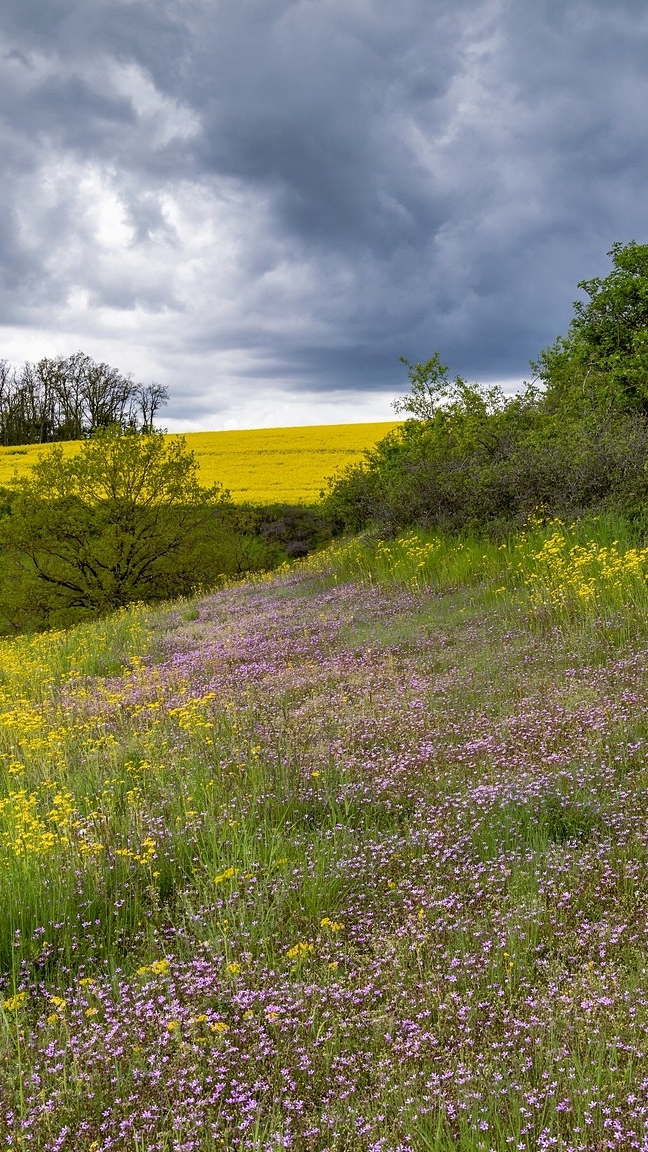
[{"left": 0, "top": 0, "right": 647, "bottom": 426}]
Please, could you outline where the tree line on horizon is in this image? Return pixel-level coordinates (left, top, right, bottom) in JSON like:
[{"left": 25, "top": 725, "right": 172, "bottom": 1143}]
[{"left": 0, "top": 351, "right": 169, "bottom": 444}]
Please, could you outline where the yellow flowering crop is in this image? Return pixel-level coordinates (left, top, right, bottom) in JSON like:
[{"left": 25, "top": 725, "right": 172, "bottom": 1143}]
[
  {"left": 170, "top": 424, "right": 401, "bottom": 503},
  {"left": 0, "top": 422, "right": 401, "bottom": 504}
]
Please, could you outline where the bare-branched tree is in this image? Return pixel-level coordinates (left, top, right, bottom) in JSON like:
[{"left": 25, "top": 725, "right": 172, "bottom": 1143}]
[{"left": 0, "top": 352, "right": 169, "bottom": 444}]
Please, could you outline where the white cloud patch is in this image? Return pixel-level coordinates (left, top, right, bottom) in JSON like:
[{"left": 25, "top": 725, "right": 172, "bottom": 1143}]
[{"left": 107, "top": 59, "right": 200, "bottom": 147}]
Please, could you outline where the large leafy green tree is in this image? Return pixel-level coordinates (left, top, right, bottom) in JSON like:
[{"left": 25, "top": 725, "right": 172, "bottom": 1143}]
[
  {"left": 534, "top": 241, "right": 648, "bottom": 414},
  {"left": 0, "top": 427, "right": 232, "bottom": 626}
]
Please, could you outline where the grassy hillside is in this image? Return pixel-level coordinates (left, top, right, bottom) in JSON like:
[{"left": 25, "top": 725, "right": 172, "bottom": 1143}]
[
  {"left": 0, "top": 422, "right": 400, "bottom": 504},
  {"left": 1, "top": 521, "right": 648, "bottom": 1148}
]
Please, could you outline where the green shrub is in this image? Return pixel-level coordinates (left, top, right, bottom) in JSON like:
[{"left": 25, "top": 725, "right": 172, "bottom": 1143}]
[{"left": 324, "top": 244, "right": 648, "bottom": 537}]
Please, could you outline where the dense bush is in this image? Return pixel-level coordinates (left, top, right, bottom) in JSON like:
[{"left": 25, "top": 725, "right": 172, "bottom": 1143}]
[{"left": 325, "top": 242, "right": 648, "bottom": 535}]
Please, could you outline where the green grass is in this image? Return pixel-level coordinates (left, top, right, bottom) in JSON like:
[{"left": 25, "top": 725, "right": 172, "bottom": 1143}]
[{"left": 1, "top": 522, "right": 648, "bottom": 1146}]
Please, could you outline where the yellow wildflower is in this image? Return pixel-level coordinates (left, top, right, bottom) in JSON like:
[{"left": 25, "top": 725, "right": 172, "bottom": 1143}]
[
  {"left": 286, "top": 941, "right": 314, "bottom": 960},
  {"left": 214, "top": 866, "right": 238, "bottom": 883},
  {"left": 2, "top": 992, "right": 26, "bottom": 1011},
  {"left": 150, "top": 959, "right": 170, "bottom": 975}
]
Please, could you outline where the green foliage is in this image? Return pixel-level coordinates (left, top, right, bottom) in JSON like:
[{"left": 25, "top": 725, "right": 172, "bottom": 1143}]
[
  {"left": 0, "top": 427, "right": 271, "bottom": 630},
  {"left": 394, "top": 352, "right": 508, "bottom": 424},
  {"left": 326, "top": 382, "right": 648, "bottom": 533},
  {"left": 534, "top": 240, "right": 648, "bottom": 414},
  {"left": 325, "top": 242, "right": 648, "bottom": 536},
  {"left": 392, "top": 353, "right": 462, "bottom": 419},
  {"left": 238, "top": 501, "right": 333, "bottom": 558}
]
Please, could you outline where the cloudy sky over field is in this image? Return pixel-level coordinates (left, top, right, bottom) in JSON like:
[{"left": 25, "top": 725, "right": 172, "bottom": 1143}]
[{"left": 0, "top": 0, "right": 646, "bottom": 429}]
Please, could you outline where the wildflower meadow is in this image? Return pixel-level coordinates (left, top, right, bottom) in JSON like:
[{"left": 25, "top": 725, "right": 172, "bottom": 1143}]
[{"left": 2, "top": 520, "right": 648, "bottom": 1149}]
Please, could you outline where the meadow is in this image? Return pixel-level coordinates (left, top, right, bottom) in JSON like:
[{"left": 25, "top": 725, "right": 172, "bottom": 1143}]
[
  {"left": 1, "top": 518, "right": 648, "bottom": 1149},
  {"left": 0, "top": 422, "right": 400, "bottom": 504}
]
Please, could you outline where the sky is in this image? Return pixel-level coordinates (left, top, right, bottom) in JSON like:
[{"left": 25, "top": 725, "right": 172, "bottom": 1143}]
[{"left": 0, "top": 0, "right": 647, "bottom": 431}]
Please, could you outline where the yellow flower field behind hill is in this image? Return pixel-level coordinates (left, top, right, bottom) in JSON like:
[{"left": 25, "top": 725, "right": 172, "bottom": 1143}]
[
  {"left": 0, "top": 421, "right": 400, "bottom": 504},
  {"left": 176, "top": 423, "right": 400, "bottom": 502}
]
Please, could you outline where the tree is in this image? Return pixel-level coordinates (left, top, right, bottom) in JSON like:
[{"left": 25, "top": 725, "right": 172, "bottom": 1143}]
[
  {"left": 137, "top": 383, "right": 170, "bottom": 433},
  {"left": 0, "top": 352, "right": 169, "bottom": 444},
  {"left": 0, "top": 427, "right": 232, "bottom": 625},
  {"left": 534, "top": 240, "right": 648, "bottom": 414},
  {"left": 392, "top": 353, "right": 460, "bottom": 419},
  {"left": 393, "top": 354, "right": 508, "bottom": 431}
]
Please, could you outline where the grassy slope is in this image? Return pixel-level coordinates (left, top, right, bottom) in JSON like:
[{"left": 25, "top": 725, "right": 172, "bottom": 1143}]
[
  {"left": 0, "top": 421, "right": 401, "bottom": 504},
  {"left": 1, "top": 528, "right": 648, "bottom": 1148}
]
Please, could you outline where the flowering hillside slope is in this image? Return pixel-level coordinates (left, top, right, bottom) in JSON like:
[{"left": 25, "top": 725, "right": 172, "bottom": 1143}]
[
  {"left": 1, "top": 530, "right": 648, "bottom": 1149},
  {"left": 0, "top": 421, "right": 400, "bottom": 503}
]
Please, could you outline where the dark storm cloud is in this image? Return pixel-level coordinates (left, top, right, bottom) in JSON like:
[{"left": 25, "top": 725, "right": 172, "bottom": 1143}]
[{"left": 0, "top": 0, "right": 647, "bottom": 421}]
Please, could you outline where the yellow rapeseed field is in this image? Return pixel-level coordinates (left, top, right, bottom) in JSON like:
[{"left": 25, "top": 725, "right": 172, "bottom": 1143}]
[{"left": 0, "top": 422, "right": 400, "bottom": 504}]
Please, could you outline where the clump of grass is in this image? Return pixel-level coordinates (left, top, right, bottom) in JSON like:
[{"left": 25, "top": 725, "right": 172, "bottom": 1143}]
[
  {"left": 309, "top": 514, "right": 648, "bottom": 637},
  {"left": 0, "top": 604, "right": 151, "bottom": 699},
  {"left": 304, "top": 529, "right": 517, "bottom": 594}
]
